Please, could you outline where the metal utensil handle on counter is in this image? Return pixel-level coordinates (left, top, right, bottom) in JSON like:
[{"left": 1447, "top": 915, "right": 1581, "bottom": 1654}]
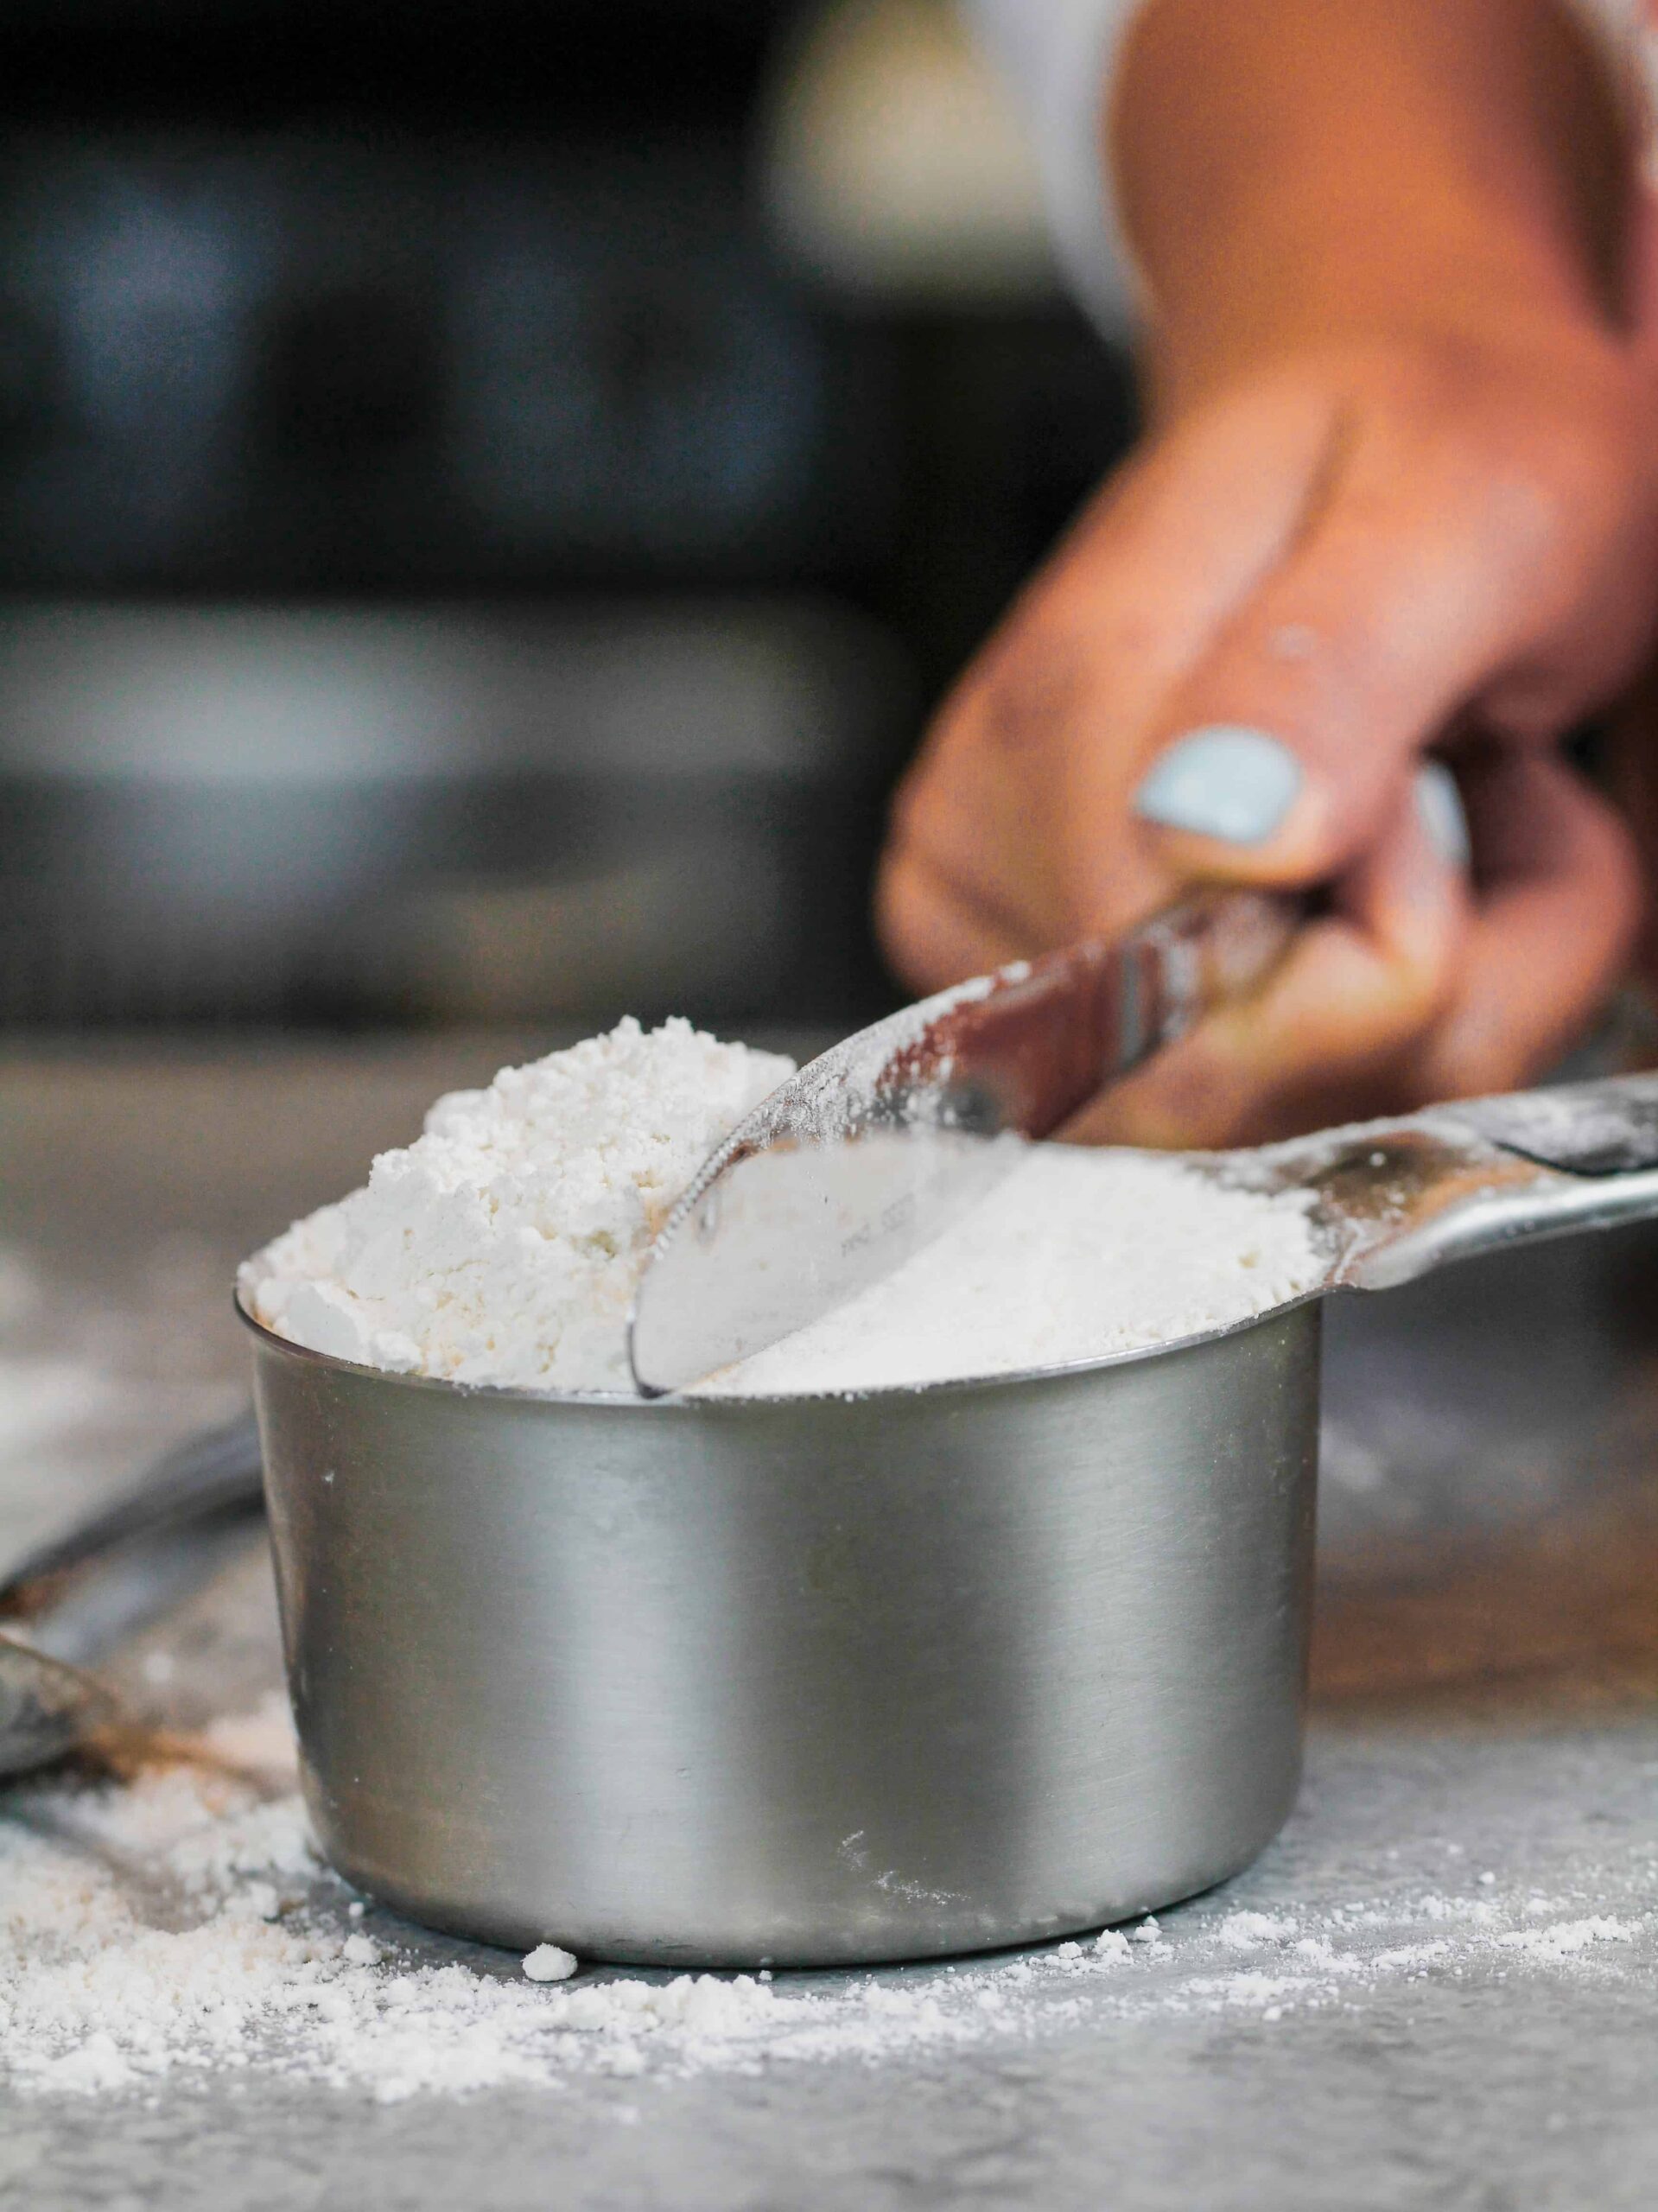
[
  {"left": 0, "top": 1411, "right": 265, "bottom": 1604},
  {"left": 0, "top": 1412, "right": 266, "bottom": 1781},
  {"left": 629, "top": 887, "right": 1299, "bottom": 1395}
]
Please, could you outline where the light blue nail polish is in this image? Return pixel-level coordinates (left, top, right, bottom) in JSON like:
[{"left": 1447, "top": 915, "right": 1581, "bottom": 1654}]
[
  {"left": 1133, "top": 726, "right": 1303, "bottom": 845},
  {"left": 1415, "top": 761, "right": 1471, "bottom": 869}
]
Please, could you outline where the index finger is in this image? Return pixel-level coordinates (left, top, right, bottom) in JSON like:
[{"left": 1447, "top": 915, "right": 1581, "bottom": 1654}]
[{"left": 1130, "top": 386, "right": 1657, "bottom": 887}]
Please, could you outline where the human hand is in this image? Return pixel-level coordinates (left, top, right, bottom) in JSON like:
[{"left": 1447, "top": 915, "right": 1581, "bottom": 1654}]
[
  {"left": 880, "top": 0, "right": 1658, "bottom": 1146},
  {"left": 877, "top": 322, "right": 1658, "bottom": 1146}
]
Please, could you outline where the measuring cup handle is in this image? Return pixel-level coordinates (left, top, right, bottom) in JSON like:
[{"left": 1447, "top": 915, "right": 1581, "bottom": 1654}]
[
  {"left": 1269, "top": 1072, "right": 1658, "bottom": 1293},
  {"left": 1445, "top": 1071, "right": 1658, "bottom": 1176}
]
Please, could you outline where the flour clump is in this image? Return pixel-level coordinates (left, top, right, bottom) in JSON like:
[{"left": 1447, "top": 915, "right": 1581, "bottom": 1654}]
[{"left": 240, "top": 1019, "right": 794, "bottom": 1393}]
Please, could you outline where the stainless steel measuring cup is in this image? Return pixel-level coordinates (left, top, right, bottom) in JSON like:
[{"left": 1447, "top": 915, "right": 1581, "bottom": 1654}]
[{"left": 238, "top": 1071, "right": 1658, "bottom": 1967}]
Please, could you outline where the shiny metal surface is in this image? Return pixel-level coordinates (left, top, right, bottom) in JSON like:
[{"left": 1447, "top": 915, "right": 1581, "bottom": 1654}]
[
  {"left": 0, "top": 1637, "right": 111, "bottom": 1777},
  {"left": 630, "top": 890, "right": 1293, "bottom": 1394},
  {"left": 246, "top": 1300, "right": 1320, "bottom": 1967},
  {"left": 0, "top": 1415, "right": 265, "bottom": 1775},
  {"left": 0, "top": 1414, "right": 264, "bottom": 1597},
  {"left": 246, "top": 1069, "right": 1658, "bottom": 1967},
  {"left": 1229, "top": 1071, "right": 1658, "bottom": 1288}
]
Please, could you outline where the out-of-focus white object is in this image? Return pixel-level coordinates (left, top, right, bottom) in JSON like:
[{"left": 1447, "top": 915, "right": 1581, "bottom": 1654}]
[
  {"left": 760, "top": 0, "right": 1064, "bottom": 308},
  {"left": 959, "top": 0, "right": 1139, "bottom": 327},
  {"left": 960, "top": 0, "right": 1640, "bottom": 336}
]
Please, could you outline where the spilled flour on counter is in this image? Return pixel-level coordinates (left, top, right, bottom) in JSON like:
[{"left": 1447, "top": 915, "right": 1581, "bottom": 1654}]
[
  {"left": 4, "top": 1703, "right": 1655, "bottom": 2102},
  {"left": 242, "top": 1019, "right": 1324, "bottom": 1395}
]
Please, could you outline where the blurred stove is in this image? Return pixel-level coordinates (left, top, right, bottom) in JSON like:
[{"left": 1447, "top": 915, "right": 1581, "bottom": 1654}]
[{"left": 0, "top": 598, "right": 907, "bottom": 1029}]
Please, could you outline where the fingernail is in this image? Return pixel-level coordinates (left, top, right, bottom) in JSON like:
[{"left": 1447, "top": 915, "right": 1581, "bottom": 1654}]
[
  {"left": 1415, "top": 761, "right": 1471, "bottom": 869},
  {"left": 1133, "top": 727, "right": 1303, "bottom": 845}
]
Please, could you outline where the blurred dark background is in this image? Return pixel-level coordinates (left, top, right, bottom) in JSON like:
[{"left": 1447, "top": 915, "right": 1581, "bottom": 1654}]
[{"left": 0, "top": 0, "right": 1138, "bottom": 1036}]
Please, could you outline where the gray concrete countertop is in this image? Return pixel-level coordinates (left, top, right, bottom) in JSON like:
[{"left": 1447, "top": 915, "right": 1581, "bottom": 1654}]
[{"left": 3, "top": 1040, "right": 1656, "bottom": 2211}]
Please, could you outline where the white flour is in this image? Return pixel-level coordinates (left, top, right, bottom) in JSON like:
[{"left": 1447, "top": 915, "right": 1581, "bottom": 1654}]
[
  {"left": 703, "top": 1145, "right": 1322, "bottom": 1394},
  {"left": 3, "top": 1703, "right": 1651, "bottom": 2103},
  {"left": 242, "top": 1020, "right": 1324, "bottom": 1395},
  {"left": 240, "top": 1020, "right": 794, "bottom": 1393}
]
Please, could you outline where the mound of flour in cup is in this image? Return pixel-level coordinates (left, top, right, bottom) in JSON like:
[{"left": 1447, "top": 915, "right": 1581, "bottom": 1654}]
[{"left": 241, "top": 1018, "right": 1324, "bottom": 1395}]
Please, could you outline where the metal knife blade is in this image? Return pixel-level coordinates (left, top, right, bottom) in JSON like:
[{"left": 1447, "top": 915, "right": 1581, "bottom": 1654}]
[{"left": 627, "top": 888, "right": 1294, "bottom": 1395}]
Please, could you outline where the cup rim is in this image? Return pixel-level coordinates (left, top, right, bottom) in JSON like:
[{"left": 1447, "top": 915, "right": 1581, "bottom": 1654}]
[{"left": 233, "top": 1281, "right": 1324, "bottom": 1411}]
